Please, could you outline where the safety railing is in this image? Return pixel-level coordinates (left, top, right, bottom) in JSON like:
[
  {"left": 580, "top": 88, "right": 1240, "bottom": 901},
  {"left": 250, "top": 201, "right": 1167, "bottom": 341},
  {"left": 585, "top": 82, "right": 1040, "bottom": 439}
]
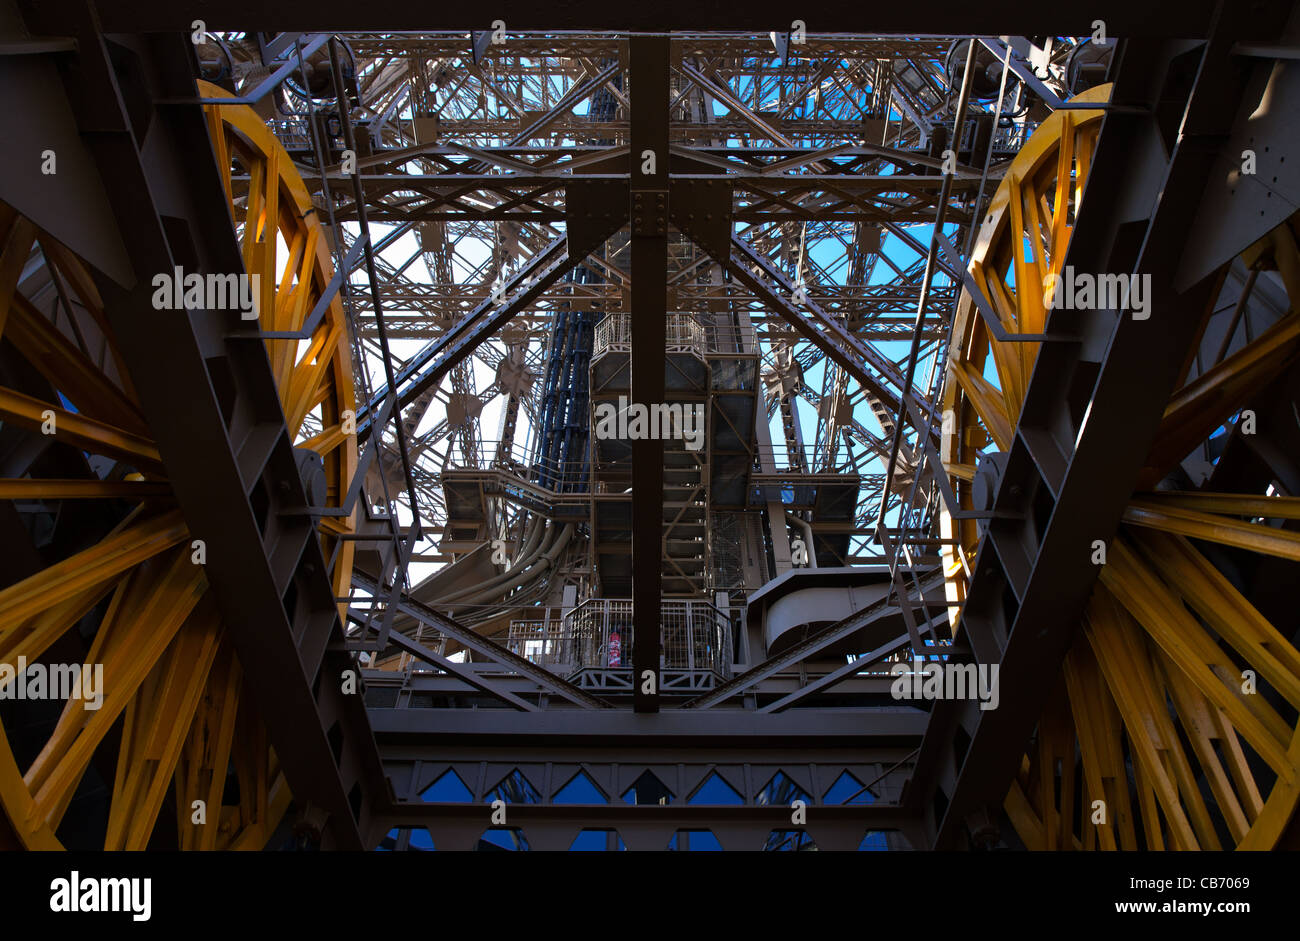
[
  {"left": 506, "top": 597, "right": 733, "bottom": 677},
  {"left": 594, "top": 313, "right": 706, "bottom": 356}
]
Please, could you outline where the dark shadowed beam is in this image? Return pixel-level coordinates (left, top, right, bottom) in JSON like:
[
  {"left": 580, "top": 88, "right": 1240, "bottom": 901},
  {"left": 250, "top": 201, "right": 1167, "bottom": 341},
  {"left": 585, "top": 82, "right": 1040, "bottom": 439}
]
[
  {"left": 350, "top": 570, "right": 610, "bottom": 709},
  {"left": 630, "top": 34, "right": 668, "bottom": 714},
  {"left": 92, "top": 0, "right": 1221, "bottom": 39},
  {"left": 349, "top": 608, "right": 539, "bottom": 711}
]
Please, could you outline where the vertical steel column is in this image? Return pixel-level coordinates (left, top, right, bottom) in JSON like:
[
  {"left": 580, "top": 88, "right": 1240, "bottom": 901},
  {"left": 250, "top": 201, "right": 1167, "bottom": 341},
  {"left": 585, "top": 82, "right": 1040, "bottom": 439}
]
[{"left": 630, "top": 35, "right": 668, "bottom": 713}]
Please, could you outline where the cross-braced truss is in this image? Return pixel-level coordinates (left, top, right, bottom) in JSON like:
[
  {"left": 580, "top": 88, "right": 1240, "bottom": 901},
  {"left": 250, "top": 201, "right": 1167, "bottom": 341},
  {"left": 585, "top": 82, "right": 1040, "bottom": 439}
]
[
  {"left": 205, "top": 31, "right": 1084, "bottom": 605},
  {"left": 9, "top": 1, "right": 1295, "bottom": 852}
]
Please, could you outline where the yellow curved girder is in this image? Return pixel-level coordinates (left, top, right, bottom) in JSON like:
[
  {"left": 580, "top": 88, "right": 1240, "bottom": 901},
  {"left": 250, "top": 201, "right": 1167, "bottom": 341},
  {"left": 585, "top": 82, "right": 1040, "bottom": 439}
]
[
  {"left": 941, "top": 83, "right": 1300, "bottom": 850},
  {"left": 0, "top": 86, "right": 359, "bottom": 849}
]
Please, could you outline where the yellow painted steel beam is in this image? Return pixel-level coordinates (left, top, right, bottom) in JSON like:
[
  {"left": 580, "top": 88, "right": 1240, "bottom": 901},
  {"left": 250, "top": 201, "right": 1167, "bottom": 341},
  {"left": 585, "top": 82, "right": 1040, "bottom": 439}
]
[
  {"left": 949, "top": 358, "right": 1013, "bottom": 450},
  {"left": 0, "top": 503, "right": 167, "bottom": 671},
  {"left": 1064, "top": 639, "right": 1137, "bottom": 849},
  {"left": 0, "top": 478, "right": 172, "bottom": 499},
  {"left": 230, "top": 706, "right": 267, "bottom": 848},
  {"left": 284, "top": 320, "right": 341, "bottom": 434},
  {"left": 226, "top": 772, "right": 291, "bottom": 851},
  {"left": 981, "top": 267, "right": 1031, "bottom": 401},
  {"left": 105, "top": 603, "right": 223, "bottom": 850},
  {"left": 176, "top": 646, "right": 242, "bottom": 851},
  {"left": 300, "top": 423, "right": 348, "bottom": 457},
  {"left": 1102, "top": 537, "right": 1294, "bottom": 774},
  {"left": 0, "top": 582, "right": 115, "bottom": 681},
  {"left": 0, "top": 386, "right": 164, "bottom": 473},
  {"left": 1243, "top": 220, "right": 1300, "bottom": 307},
  {"left": 1063, "top": 652, "right": 1114, "bottom": 850},
  {"left": 0, "top": 205, "right": 37, "bottom": 340},
  {"left": 1238, "top": 724, "right": 1300, "bottom": 849},
  {"left": 24, "top": 547, "right": 206, "bottom": 831},
  {"left": 1036, "top": 681, "right": 1076, "bottom": 850},
  {"left": 1130, "top": 527, "right": 1300, "bottom": 711},
  {"left": 35, "top": 236, "right": 143, "bottom": 410},
  {"left": 1123, "top": 499, "right": 1300, "bottom": 562},
  {"left": 1219, "top": 709, "right": 1266, "bottom": 823},
  {"left": 1083, "top": 588, "right": 1207, "bottom": 849},
  {"left": 0, "top": 735, "right": 59, "bottom": 849},
  {"left": 1156, "top": 657, "right": 1252, "bottom": 843},
  {"left": 1016, "top": 173, "right": 1049, "bottom": 336},
  {"left": 6, "top": 291, "right": 149, "bottom": 437},
  {"left": 1047, "top": 112, "right": 1075, "bottom": 271},
  {"left": 0, "top": 508, "right": 187, "bottom": 626},
  {"left": 1141, "top": 312, "right": 1300, "bottom": 487},
  {"left": 1135, "top": 490, "right": 1300, "bottom": 520},
  {"left": 1004, "top": 778, "right": 1046, "bottom": 850},
  {"left": 1132, "top": 760, "right": 1166, "bottom": 850}
]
